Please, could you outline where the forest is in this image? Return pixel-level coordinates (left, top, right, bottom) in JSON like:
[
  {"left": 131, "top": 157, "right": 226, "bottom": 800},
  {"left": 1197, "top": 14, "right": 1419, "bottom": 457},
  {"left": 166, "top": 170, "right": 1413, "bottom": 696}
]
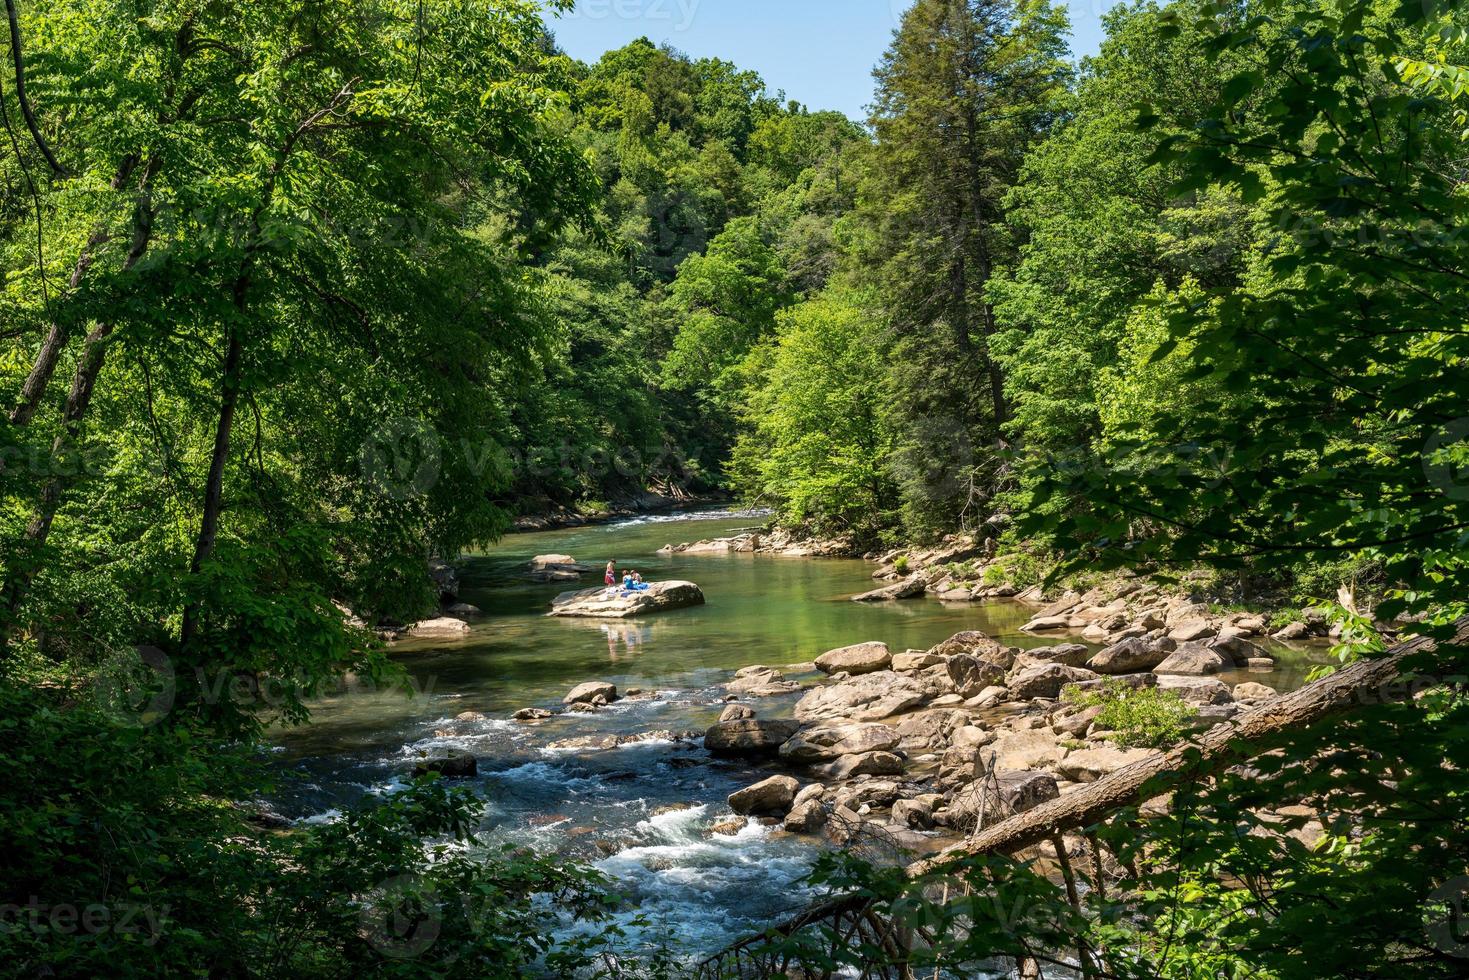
[{"left": 1, "top": 0, "right": 1467, "bottom": 977}]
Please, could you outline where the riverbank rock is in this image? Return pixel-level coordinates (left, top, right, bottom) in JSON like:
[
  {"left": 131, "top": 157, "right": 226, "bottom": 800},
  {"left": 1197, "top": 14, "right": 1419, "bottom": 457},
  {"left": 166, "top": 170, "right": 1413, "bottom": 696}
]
[
  {"left": 784, "top": 798, "right": 827, "bottom": 833},
  {"left": 822, "top": 751, "right": 907, "bottom": 779},
  {"left": 1087, "top": 635, "right": 1175, "bottom": 674},
  {"left": 938, "top": 770, "right": 1059, "bottom": 830},
  {"left": 794, "top": 671, "right": 929, "bottom": 723},
  {"left": 989, "top": 729, "right": 1068, "bottom": 771},
  {"left": 564, "top": 681, "right": 618, "bottom": 705},
  {"left": 1008, "top": 664, "right": 1099, "bottom": 700},
  {"left": 852, "top": 576, "right": 928, "bottom": 602},
  {"left": 403, "top": 617, "right": 473, "bottom": 641},
  {"left": 1156, "top": 675, "right": 1234, "bottom": 706},
  {"left": 548, "top": 730, "right": 698, "bottom": 752},
  {"left": 726, "top": 665, "right": 802, "bottom": 696},
  {"left": 703, "top": 718, "right": 801, "bottom": 758},
  {"left": 513, "top": 707, "right": 554, "bottom": 721},
  {"left": 549, "top": 581, "right": 706, "bottom": 619},
  {"left": 412, "top": 749, "right": 477, "bottom": 779},
  {"left": 728, "top": 775, "right": 799, "bottom": 816},
  {"left": 1056, "top": 746, "right": 1152, "bottom": 783},
  {"left": 947, "top": 654, "right": 1006, "bottom": 698},
  {"left": 927, "top": 631, "right": 1015, "bottom": 669},
  {"left": 815, "top": 642, "right": 892, "bottom": 676},
  {"left": 1154, "top": 644, "right": 1228, "bottom": 676},
  {"left": 719, "top": 703, "right": 755, "bottom": 722},
  {"left": 1013, "top": 644, "right": 1093, "bottom": 671},
  {"left": 778, "top": 723, "right": 900, "bottom": 763},
  {"left": 1233, "top": 682, "right": 1278, "bottom": 701}
]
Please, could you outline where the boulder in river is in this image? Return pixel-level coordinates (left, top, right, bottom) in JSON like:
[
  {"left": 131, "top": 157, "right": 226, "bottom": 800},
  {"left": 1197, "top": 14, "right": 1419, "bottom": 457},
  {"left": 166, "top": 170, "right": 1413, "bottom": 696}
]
[
  {"left": 1154, "top": 643, "right": 1228, "bottom": 676},
  {"left": 726, "top": 665, "right": 802, "bottom": 696},
  {"left": 1156, "top": 675, "right": 1234, "bottom": 706},
  {"left": 783, "top": 798, "right": 827, "bottom": 833},
  {"left": 549, "top": 581, "right": 705, "bottom": 619},
  {"left": 513, "top": 707, "right": 555, "bottom": 721},
  {"left": 1007, "top": 663, "right": 1100, "bottom": 700},
  {"left": 728, "top": 775, "right": 799, "bottom": 816},
  {"left": 778, "top": 722, "right": 901, "bottom": 763},
  {"left": 403, "top": 617, "right": 472, "bottom": 641},
  {"left": 412, "top": 749, "right": 477, "bottom": 779},
  {"left": 703, "top": 718, "right": 801, "bottom": 758},
  {"left": 852, "top": 576, "right": 928, "bottom": 602},
  {"left": 814, "top": 641, "right": 891, "bottom": 676},
  {"left": 564, "top": 681, "right": 618, "bottom": 705},
  {"left": 793, "top": 671, "right": 929, "bottom": 723},
  {"left": 1088, "top": 635, "right": 1175, "bottom": 675}
]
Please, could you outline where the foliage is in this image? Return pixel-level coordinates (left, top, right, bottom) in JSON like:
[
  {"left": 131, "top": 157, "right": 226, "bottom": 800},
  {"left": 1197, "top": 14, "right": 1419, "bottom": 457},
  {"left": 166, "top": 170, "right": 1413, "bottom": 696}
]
[{"left": 1064, "top": 679, "right": 1195, "bottom": 748}]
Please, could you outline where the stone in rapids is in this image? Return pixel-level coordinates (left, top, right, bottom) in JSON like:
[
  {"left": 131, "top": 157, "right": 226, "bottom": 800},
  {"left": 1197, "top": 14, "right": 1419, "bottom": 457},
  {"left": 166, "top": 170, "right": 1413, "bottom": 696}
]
[{"left": 548, "top": 581, "right": 706, "bottom": 619}]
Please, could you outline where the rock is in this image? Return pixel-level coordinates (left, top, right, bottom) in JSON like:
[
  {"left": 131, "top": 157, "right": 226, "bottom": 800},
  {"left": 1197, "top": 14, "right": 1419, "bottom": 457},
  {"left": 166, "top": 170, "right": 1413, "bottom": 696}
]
[
  {"left": 821, "top": 750, "right": 906, "bottom": 779},
  {"left": 1014, "top": 643, "right": 1093, "bottom": 670},
  {"left": 428, "top": 559, "right": 460, "bottom": 603},
  {"left": 1272, "top": 622, "right": 1311, "bottom": 641},
  {"left": 1052, "top": 705, "right": 1103, "bottom": 738},
  {"left": 793, "top": 671, "right": 930, "bottom": 723},
  {"left": 412, "top": 749, "right": 476, "bottom": 779},
  {"left": 1211, "top": 633, "right": 1268, "bottom": 665},
  {"left": 937, "top": 588, "right": 974, "bottom": 602},
  {"left": 1088, "top": 635, "right": 1176, "bottom": 674},
  {"left": 547, "top": 730, "right": 699, "bottom": 752},
  {"left": 1056, "top": 746, "right": 1153, "bottom": 782},
  {"left": 1246, "top": 658, "right": 1277, "bottom": 673},
  {"left": 530, "top": 554, "right": 593, "bottom": 573},
  {"left": 703, "top": 718, "right": 801, "bottom": 758},
  {"left": 779, "top": 722, "right": 901, "bottom": 763},
  {"left": 895, "top": 710, "right": 969, "bottom": 751},
  {"left": 1154, "top": 644, "right": 1228, "bottom": 676},
  {"left": 455, "top": 711, "right": 488, "bottom": 722},
  {"left": 832, "top": 780, "right": 901, "bottom": 811},
  {"left": 445, "top": 603, "right": 482, "bottom": 618},
  {"left": 927, "top": 631, "right": 1015, "bottom": 670},
  {"left": 783, "top": 798, "right": 827, "bottom": 833},
  {"left": 1069, "top": 672, "right": 1157, "bottom": 694},
  {"left": 1156, "top": 675, "right": 1234, "bottom": 706},
  {"left": 1020, "top": 616, "right": 1072, "bottom": 633},
  {"left": 938, "top": 770, "right": 1059, "bottom": 830},
  {"left": 892, "top": 651, "right": 945, "bottom": 672},
  {"left": 719, "top": 703, "right": 755, "bottom": 722},
  {"left": 853, "top": 576, "right": 928, "bottom": 602},
  {"left": 989, "top": 729, "right": 1068, "bottom": 771},
  {"left": 509, "top": 707, "right": 551, "bottom": 722},
  {"left": 403, "top": 617, "right": 472, "bottom": 641},
  {"left": 549, "top": 581, "right": 706, "bottom": 619},
  {"left": 947, "top": 654, "right": 1006, "bottom": 698},
  {"left": 1008, "top": 664, "right": 1100, "bottom": 701},
  {"left": 1233, "top": 682, "right": 1278, "bottom": 701},
  {"left": 892, "top": 797, "right": 936, "bottom": 830},
  {"left": 563, "top": 681, "right": 618, "bottom": 705},
  {"left": 815, "top": 641, "right": 892, "bottom": 676},
  {"left": 727, "top": 666, "right": 802, "bottom": 696},
  {"left": 967, "top": 685, "right": 1008, "bottom": 707},
  {"left": 706, "top": 817, "right": 748, "bottom": 837},
  {"left": 728, "top": 775, "right": 799, "bottom": 816},
  {"left": 1168, "top": 619, "right": 1217, "bottom": 642}
]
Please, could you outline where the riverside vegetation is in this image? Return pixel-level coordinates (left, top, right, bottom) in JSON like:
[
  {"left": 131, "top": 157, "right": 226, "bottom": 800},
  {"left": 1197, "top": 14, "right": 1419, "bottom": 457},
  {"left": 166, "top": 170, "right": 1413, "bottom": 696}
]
[{"left": 1, "top": 0, "right": 1468, "bottom": 977}]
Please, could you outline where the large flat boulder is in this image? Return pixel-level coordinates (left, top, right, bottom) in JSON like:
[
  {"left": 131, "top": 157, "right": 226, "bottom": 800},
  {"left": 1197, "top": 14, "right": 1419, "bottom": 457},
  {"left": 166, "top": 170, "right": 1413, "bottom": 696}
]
[
  {"left": 549, "top": 580, "right": 705, "bottom": 619},
  {"left": 988, "top": 729, "right": 1068, "bottom": 771},
  {"left": 563, "top": 681, "right": 618, "bottom": 705},
  {"left": 728, "top": 775, "right": 799, "bottom": 816},
  {"left": 794, "top": 671, "right": 930, "bottom": 723},
  {"left": 779, "top": 723, "right": 901, "bottom": 763},
  {"left": 1155, "top": 643, "right": 1228, "bottom": 676},
  {"left": 1056, "top": 746, "right": 1153, "bottom": 783},
  {"left": 853, "top": 576, "right": 928, "bottom": 602},
  {"left": 703, "top": 718, "right": 801, "bottom": 758},
  {"left": 1088, "top": 635, "right": 1175, "bottom": 674},
  {"left": 1156, "top": 675, "right": 1234, "bottom": 706},
  {"left": 403, "top": 617, "right": 473, "bottom": 641},
  {"left": 815, "top": 641, "right": 892, "bottom": 676},
  {"left": 1008, "top": 663, "right": 1100, "bottom": 700}
]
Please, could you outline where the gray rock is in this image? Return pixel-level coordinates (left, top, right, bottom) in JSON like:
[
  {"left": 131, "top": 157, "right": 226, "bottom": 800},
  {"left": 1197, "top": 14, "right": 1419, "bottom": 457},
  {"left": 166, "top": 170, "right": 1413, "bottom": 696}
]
[
  {"left": 1008, "top": 663, "right": 1100, "bottom": 700},
  {"left": 512, "top": 707, "right": 554, "bottom": 721},
  {"left": 821, "top": 750, "right": 906, "bottom": 779},
  {"left": 703, "top": 718, "right": 801, "bottom": 758},
  {"left": 939, "top": 770, "right": 1058, "bottom": 830},
  {"left": 1088, "top": 635, "right": 1176, "bottom": 674},
  {"left": 853, "top": 576, "right": 928, "bottom": 602},
  {"left": 794, "top": 671, "right": 930, "bottom": 723},
  {"left": 1156, "top": 675, "right": 1234, "bottom": 706},
  {"left": 1014, "top": 643, "right": 1093, "bottom": 670},
  {"left": 926, "top": 631, "right": 1015, "bottom": 670},
  {"left": 719, "top": 703, "right": 756, "bottom": 722},
  {"left": 564, "top": 681, "right": 618, "bottom": 705},
  {"left": 412, "top": 749, "right": 476, "bottom": 779},
  {"left": 783, "top": 798, "right": 827, "bottom": 833},
  {"left": 728, "top": 775, "right": 799, "bottom": 816},
  {"left": 947, "top": 654, "right": 1006, "bottom": 698},
  {"left": 892, "top": 651, "right": 945, "bottom": 672},
  {"left": 779, "top": 722, "right": 901, "bottom": 763},
  {"left": 1056, "top": 746, "right": 1153, "bottom": 782},
  {"left": 815, "top": 641, "right": 892, "bottom": 676},
  {"left": 549, "top": 581, "right": 706, "bottom": 619},
  {"left": 1232, "top": 682, "right": 1278, "bottom": 701},
  {"left": 1155, "top": 644, "right": 1228, "bottom": 676},
  {"left": 403, "top": 617, "right": 472, "bottom": 641}
]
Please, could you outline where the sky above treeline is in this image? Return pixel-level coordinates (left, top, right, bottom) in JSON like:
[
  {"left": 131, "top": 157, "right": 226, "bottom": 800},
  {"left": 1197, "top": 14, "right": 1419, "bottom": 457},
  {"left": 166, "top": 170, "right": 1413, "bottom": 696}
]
[{"left": 548, "top": 0, "right": 1111, "bottom": 121}]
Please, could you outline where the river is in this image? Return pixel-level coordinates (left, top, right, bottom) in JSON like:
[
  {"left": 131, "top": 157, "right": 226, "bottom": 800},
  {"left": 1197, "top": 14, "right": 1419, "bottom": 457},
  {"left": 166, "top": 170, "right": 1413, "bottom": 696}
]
[{"left": 267, "top": 509, "right": 1328, "bottom": 961}]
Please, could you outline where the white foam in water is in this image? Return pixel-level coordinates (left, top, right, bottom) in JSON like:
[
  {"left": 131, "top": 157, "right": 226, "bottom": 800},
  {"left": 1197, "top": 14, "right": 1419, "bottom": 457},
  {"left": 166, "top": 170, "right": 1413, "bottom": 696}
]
[{"left": 294, "top": 808, "right": 343, "bottom": 826}]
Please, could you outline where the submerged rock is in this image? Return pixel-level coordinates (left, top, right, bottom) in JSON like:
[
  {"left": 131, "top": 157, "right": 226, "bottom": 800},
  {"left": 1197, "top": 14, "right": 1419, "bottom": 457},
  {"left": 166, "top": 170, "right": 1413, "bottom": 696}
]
[
  {"left": 412, "top": 749, "right": 477, "bottom": 779},
  {"left": 549, "top": 581, "right": 706, "bottom": 619}
]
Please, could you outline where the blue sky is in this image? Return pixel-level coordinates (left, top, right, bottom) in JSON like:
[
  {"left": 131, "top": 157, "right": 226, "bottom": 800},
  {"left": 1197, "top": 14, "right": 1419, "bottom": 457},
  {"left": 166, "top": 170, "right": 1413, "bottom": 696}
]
[{"left": 547, "top": 0, "right": 1112, "bottom": 121}]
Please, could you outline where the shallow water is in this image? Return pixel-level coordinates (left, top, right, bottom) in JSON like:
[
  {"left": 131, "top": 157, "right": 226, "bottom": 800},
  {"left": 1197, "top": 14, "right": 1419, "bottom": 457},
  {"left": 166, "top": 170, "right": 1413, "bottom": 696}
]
[{"left": 267, "top": 509, "right": 1329, "bottom": 959}]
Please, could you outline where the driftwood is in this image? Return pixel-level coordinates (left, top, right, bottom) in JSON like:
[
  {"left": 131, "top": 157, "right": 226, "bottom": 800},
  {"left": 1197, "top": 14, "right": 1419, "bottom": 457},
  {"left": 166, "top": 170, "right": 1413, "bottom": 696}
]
[{"left": 700, "top": 620, "right": 1467, "bottom": 975}]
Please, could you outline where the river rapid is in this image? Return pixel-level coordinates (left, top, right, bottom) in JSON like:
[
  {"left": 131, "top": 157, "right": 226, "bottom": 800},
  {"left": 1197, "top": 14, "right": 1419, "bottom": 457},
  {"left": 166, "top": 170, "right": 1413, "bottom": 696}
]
[{"left": 267, "top": 509, "right": 1328, "bottom": 961}]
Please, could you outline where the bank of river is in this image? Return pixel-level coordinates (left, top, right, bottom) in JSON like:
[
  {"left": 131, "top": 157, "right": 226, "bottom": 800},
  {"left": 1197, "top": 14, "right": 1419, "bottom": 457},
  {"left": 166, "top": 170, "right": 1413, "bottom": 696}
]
[{"left": 267, "top": 509, "right": 1330, "bottom": 959}]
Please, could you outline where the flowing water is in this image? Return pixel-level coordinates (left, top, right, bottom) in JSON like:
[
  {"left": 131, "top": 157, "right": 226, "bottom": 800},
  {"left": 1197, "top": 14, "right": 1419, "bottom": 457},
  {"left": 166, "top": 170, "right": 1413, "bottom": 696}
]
[{"left": 267, "top": 509, "right": 1329, "bottom": 960}]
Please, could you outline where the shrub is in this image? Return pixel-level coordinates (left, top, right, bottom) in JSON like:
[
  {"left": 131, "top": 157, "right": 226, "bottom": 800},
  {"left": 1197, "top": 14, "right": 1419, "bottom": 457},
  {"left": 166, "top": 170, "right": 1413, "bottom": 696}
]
[{"left": 1064, "top": 681, "right": 1195, "bottom": 748}]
